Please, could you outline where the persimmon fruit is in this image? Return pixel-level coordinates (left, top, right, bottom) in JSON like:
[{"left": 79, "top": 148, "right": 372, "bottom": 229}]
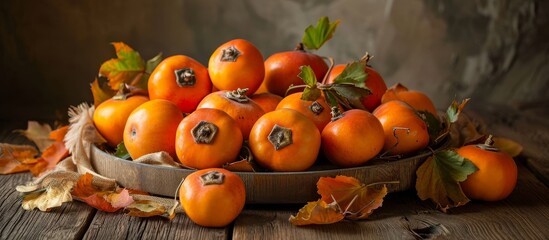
[
  {"left": 381, "top": 83, "right": 438, "bottom": 117},
  {"left": 123, "top": 99, "right": 184, "bottom": 160},
  {"left": 179, "top": 168, "right": 246, "bottom": 227},
  {"left": 249, "top": 108, "right": 321, "bottom": 171},
  {"left": 262, "top": 43, "right": 328, "bottom": 96},
  {"left": 250, "top": 92, "right": 283, "bottom": 113},
  {"left": 457, "top": 136, "right": 518, "bottom": 201},
  {"left": 208, "top": 39, "right": 264, "bottom": 95},
  {"left": 326, "top": 62, "right": 387, "bottom": 112},
  {"left": 93, "top": 94, "right": 149, "bottom": 147},
  {"left": 372, "top": 100, "right": 429, "bottom": 156},
  {"left": 175, "top": 108, "right": 243, "bottom": 169},
  {"left": 276, "top": 92, "right": 332, "bottom": 132},
  {"left": 148, "top": 55, "right": 212, "bottom": 113},
  {"left": 197, "top": 89, "right": 265, "bottom": 139},
  {"left": 322, "top": 109, "right": 385, "bottom": 167}
]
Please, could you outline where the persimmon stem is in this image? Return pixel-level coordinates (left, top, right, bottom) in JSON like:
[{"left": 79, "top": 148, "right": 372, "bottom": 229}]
[
  {"left": 476, "top": 134, "right": 499, "bottom": 152},
  {"left": 379, "top": 127, "right": 410, "bottom": 158}
]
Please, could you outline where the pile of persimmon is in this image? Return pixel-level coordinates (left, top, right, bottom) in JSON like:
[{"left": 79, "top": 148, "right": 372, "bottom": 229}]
[{"left": 92, "top": 17, "right": 444, "bottom": 173}]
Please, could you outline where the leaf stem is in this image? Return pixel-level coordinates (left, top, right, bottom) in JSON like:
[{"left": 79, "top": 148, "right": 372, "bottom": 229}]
[{"left": 321, "top": 57, "right": 335, "bottom": 85}]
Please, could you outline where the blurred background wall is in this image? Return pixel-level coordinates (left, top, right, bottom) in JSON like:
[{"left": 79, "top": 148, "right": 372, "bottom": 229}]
[{"left": 1, "top": 0, "right": 547, "bottom": 123}]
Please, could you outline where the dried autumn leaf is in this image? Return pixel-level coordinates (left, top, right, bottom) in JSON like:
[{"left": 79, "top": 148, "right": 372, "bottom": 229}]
[
  {"left": 289, "top": 200, "right": 344, "bottom": 226},
  {"left": 16, "top": 121, "right": 53, "bottom": 152},
  {"left": 0, "top": 143, "right": 38, "bottom": 174},
  {"left": 29, "top": 141, "right": 70, "bottom": 176},
  {"left": 99, "top": 42, "right": 145, "bottom": 90},
  {"left": 493, "top": 137, "right": 523, "bottom": 157},
  {"left": 106, "top": 189, "right": 134, "bottom": 209},
  {"left": 317, "top": 176, "right": 389, "bottom": 220},
  {"left": 416, "top": 150, "right": 478, "bottom": 212},
  {"left": 72, "top": 173, "right": 134, "bottom": 212},
  {"left": 126, "top": 200, "right": 168, "bottom": 218},
  {"left": 222, "top": 159, "right": 256, "bottom": 172},
  {"left": 49, "top": 126, "right": 69, "bottom": 142},
  {"left": 91, "top": 77, "right": 116, "bottom": 107},
  {"left": 446, "top": 98, "right": 470, "bottom": 123},
  {"left": 449, "top": 113, "right": 486, "bottom": 147},
  {"left": 20, "top": 179, "right": 74, "bottom": 211}
]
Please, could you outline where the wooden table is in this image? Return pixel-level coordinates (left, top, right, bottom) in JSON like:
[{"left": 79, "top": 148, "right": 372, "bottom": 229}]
[{"left": 1, "top": 103, "right": 549, "bottom": 240}]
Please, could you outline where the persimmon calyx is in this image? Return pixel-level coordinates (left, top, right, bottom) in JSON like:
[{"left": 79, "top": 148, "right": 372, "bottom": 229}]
[
  {"left": 268, "top": 124, "right": 293, "bottom": 150},
  {"left": 200, "top": 170, "right": 225, "bottom": 186},
  {"left": 175, "top": 68, "right": 196, "bottom": 87},
  {"left": 476, "top": 135, "right": 499, "bottom": 152},
  {"left": 220, "top": 45, "right": 241, "bottom": 62},
  {"left": 225, "top": 88, "right": 250, "bottom": 103},
  {"left": 191, "top": 121, "right": 218, "bottom": 144},
  {"left": 330, "top": 106, "right": 343, "bottom": 121},
  {"left": 309, "top": 101, "right": 325, "bottom": 116}
]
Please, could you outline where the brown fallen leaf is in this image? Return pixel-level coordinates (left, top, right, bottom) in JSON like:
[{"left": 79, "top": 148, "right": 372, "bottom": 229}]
[
  {"left": 416, "top": 150, "right": 478, "bottom": 212},
  {"left": 126, "top": 200, "right": 168, "bottom": 218},
  {"left": 72, "top": 173, "right": 134, "bottom": 212},
  {"left": 289, "top": 199, "right": 344, "bottom": 226},
  {"left": 16, "top": 121, "right": 53, "bottom": 152},
  {"left": 317, "top": 175, "right": 391, "bottom": 220},
  {"left": 0, "top": 143, "right": 38, "bottom": 174},
  {"left": 493, "top": 137, "right": 523, "bottom": 157},
  {"left": 290, "top": 176, "right": 394, "bottom": 225}
]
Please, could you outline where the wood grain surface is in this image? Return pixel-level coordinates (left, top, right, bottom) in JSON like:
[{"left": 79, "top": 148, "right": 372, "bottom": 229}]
[
  {"left": 233, "top": 163, "right": 549, "bottom": 240},
  {"left": 0, "top": 173, "right": 95, "bottom": 240}
]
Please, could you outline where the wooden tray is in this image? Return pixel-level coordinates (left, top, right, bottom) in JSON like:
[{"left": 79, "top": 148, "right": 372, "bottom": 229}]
[{"left": 90, "top": 142, "right": 446, "bottom": 204}]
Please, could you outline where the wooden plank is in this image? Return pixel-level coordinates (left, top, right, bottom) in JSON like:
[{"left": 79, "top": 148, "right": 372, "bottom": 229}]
[
  {"left": 0, "top": 173, "right": 96, "bottom": 240},
  {"left": 467, "top": 103, "right": 549, "bottom": 186},
  {"left": 82, "top": 210, "right": 229, "bottom": 240},
  {"left": 233, "top": 163, "right": 549, "bottom": 239}
]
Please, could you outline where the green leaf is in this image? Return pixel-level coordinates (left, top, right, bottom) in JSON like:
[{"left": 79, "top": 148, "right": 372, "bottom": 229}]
[
  {"left": 446, "top": 98, "right": 470, "bottom": 123},
  {"left": 298, "top": 65, "right": 322, "bottom": 101},
  {"left": 114, "top": 142, "right": 130, "bottom": 160},
  {"left": 323, "top": 90, "right": 339, "bottom": 108},
  {"left": 99, "top": 42, "right": 146, "bottom": 90},
  {"left": 419, "top": 110, "right": 443, "bottom": 142},
  {"left": 302, "top": 88, "right": 322, "bottom": 102},
  {"left": 302, "top": 16, "right": 341, "bottom": 50},
  {"left": 416, "top": 150, "right": 478, "bottom": 212},
  {"left": 298, "top": 65, "right": 317, "bottom": 87},
  {"left": 145, "top": 53, "right": 163, "bottom": 74},
  {"left": 133, "top": 52, "right": 163, "bottom": 91},
  {"left": 91, "top": 77, "right": 116, "bottom": 107},
  {"left": 333, "top": 62, "right": 368, "bottom": 88},
  {"left": 331, "top": 84, "right": 371, "bottom": 110}
]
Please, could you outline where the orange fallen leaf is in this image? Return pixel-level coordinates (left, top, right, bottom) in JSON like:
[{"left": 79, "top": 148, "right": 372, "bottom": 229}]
[
  {"left": 29, "top": 141, "right": 69, "bottom": 176},
  {"left": 0, "top": 143, "right": 38, "bottom": 174},
  {"left": 290, "top": 176, "right": 394, "bottom": 225},
  {"left": 317, "top": 176, "right": 390, "bottom": 220},
  {"left": 72, "top": 173, "right": 134, "bottom": 212},
  {"left": 289, "top": 200, "right": 344, "bottom": 226}
]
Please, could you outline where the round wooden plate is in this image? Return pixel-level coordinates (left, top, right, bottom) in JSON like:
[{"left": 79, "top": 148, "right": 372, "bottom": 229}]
[{"left": 90, "top": 141, "right": 447, "bottom": 204}]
